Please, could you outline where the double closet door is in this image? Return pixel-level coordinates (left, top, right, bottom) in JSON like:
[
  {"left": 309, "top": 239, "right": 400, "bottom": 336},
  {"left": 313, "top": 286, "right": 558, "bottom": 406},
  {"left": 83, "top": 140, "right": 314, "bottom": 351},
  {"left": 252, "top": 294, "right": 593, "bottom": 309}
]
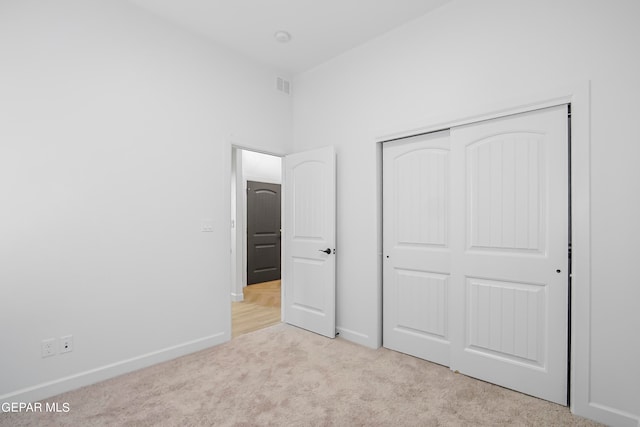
[{"left": 383, "top": 106, "right": 569, "bottom": 405}]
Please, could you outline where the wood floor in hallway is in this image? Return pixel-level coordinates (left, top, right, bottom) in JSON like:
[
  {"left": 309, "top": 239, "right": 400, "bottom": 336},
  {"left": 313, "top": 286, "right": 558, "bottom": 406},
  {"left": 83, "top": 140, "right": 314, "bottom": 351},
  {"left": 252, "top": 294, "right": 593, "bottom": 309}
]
[{"left": 232, "top": 280, "right": 281, "bottom": 338}]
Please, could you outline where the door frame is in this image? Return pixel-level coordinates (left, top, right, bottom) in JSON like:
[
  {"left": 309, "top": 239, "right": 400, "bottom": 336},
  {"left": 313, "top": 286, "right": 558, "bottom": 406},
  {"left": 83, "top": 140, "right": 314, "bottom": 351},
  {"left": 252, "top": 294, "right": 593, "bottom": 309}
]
[
  {"left": 230, "top": 145, "right": 285, "bottom": 310},
  {"left": 374, "top": 81, "right": 609, "bottom": 421}
]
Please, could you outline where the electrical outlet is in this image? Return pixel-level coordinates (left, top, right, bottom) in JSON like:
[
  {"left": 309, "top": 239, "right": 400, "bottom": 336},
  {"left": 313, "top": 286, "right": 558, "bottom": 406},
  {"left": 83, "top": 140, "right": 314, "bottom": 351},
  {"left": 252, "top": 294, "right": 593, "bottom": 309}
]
[
  {"left": 41, "top": 338, "right": 56, "bottom": 358},
  {"left": 60, "top": 335, "right": 73, "bottom": 353}
]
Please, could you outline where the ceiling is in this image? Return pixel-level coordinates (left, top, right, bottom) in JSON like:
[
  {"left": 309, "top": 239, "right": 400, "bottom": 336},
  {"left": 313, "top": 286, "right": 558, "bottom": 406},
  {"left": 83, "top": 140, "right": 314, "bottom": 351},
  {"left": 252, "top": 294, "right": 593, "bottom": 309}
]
[{"left": 127, "top": 0, "right": 450, "bottom": 74}]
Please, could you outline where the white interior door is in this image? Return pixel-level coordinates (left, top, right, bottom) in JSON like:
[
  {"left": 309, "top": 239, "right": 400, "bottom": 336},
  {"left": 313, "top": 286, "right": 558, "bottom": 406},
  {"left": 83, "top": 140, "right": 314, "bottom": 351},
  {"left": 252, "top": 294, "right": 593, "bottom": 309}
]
[
  {"left": 283, "top": 146, "right": 336, "bottom": 338},
  {"left": 383, "top": 106, "right": 569, "bottom": 405},
  {"left": 383, "top": 130, "right": 452, "bottom": 366},
  {"left": 449, "top": 105, "right": 569, "bottom": 405}
]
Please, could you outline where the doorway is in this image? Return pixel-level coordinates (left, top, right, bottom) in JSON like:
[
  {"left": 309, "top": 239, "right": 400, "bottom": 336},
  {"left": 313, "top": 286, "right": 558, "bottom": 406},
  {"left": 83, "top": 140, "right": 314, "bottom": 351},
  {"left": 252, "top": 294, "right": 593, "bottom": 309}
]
[
  {"left": 231, "top": 148, "right": 283, "bottom": 337},
  {"left": 230, "top": 145, "right": 337, "bottom": 339}
]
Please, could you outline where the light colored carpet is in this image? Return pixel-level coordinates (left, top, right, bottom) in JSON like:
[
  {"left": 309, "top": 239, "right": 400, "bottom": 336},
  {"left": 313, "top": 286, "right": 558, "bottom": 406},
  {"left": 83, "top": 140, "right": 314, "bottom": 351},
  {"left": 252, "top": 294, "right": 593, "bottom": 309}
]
[{"left": 1, "top": 324, "right": 601, "bottom": 426}]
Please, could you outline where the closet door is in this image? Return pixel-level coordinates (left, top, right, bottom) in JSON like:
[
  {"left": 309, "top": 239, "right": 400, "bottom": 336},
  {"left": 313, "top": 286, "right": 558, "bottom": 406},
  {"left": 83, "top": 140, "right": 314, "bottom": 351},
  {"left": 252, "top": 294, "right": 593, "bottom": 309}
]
[
  {"left": 383, "top": 105, "right": 569, "bottom": 405},
  {"left": 449, "top": 105, "right": 569, "bottom": 405},
  {"left": 383, "top": 130, "right": 452, "bottom": 366}
]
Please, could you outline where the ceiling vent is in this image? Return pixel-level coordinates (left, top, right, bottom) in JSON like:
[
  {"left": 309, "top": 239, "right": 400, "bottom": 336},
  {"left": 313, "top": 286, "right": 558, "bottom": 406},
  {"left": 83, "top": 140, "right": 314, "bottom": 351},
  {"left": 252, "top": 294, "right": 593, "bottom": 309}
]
[{"left": 276, "top": 77, "right": 291, "bottom": 95}]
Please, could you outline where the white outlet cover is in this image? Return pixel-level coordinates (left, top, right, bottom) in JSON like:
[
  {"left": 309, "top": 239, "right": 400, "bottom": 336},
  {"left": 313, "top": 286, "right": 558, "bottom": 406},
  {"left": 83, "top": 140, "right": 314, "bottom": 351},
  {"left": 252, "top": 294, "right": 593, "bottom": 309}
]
[{"left": 41, "top": 338, "right": 56, "bottom": 358}]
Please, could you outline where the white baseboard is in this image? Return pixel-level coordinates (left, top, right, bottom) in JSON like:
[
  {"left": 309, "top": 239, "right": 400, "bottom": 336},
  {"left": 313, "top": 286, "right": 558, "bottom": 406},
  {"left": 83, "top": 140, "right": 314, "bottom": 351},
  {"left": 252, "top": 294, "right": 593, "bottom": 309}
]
[
  {"left": 573, "top": 402, "right": 640, "bottom": 427},
  {"left": 230, "top": 292, "right": 244, "bottom": 302},
  {"left": 336, "top": 327, "right": 375, "bottom": 348},
  {"left": 0, "top": 332, "right": 228, "bottom": 404}
]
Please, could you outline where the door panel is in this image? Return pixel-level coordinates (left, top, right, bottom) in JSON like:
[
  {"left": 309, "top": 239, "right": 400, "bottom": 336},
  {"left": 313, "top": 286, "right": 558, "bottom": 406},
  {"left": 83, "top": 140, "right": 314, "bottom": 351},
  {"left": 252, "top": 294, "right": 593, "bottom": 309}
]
[
  {"left": 396, "top": 270, "right": 448, "bottom": 338},
  {"left": 383, "top": 131, "right": 452, "bottom": 366},
  {"left": 284, "top": 146, "right": 336, "bottom": 338},
  {"left": 465, "top": 277, "right": 545, "bottom": 364},
  {"left": 450, "top": 105, "right": 568, "bottom": 405},
  {"left": 467, "top": 133, "right": 544, "bottom": 252},
  {"left": 247, "top": 181, "right": 281, "bottom": 285}
]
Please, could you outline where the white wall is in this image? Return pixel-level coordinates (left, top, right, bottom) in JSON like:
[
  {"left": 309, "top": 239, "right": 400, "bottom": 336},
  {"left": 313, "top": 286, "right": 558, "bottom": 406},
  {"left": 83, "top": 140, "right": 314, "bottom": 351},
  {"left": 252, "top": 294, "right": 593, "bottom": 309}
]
[
  {"left": 242, "top": 150, "right": 282, "bottom": 185},
  {"left": 0, "top": 0, "right": 291, "bottom": 402},
  {"left": 292, "top": 0, "right": 640, "bottom": 425}
]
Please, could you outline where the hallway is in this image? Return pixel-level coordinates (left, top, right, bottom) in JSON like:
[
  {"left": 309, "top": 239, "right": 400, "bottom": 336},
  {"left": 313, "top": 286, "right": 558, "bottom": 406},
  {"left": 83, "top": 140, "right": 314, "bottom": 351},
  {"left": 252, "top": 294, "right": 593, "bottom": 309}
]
[{"left": 231, "top": 280, "right": 281, "bottom": 337}]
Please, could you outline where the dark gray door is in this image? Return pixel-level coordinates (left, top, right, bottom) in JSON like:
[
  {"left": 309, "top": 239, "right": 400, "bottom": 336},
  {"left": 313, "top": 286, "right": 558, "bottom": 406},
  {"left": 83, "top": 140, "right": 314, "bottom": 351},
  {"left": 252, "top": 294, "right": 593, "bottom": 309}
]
[{"left": 247, "top": 181, "right": 281, "bottom": 285}]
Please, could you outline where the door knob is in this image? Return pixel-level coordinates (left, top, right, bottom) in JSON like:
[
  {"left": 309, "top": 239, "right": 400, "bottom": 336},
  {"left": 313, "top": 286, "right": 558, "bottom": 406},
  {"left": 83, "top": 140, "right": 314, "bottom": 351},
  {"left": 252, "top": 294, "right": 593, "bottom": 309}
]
[{"left": 319, "top": 248, "right": 331, "bottom": 254}]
